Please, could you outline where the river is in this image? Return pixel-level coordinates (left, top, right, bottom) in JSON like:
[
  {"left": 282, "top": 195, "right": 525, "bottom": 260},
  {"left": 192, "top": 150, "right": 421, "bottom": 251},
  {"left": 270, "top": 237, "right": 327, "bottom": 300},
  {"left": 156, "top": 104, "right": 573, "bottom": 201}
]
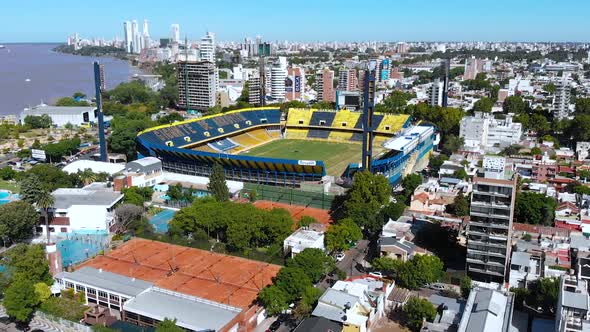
[{"left": 0, "top": 43, "right": 142, "bottom": 116}]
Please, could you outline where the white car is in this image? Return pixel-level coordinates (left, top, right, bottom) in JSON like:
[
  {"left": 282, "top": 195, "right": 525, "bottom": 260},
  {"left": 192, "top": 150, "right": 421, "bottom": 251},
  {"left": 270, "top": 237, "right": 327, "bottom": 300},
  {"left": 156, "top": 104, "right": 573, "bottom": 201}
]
[
  {"left": 335, "top": 252, "right": 346, "bottom": 262},
  {"left": 429, "top": 283, "right": 446, "bottom": 291},
  {"left": 368, "top": 271, "right": 383, "bottom": 278}
]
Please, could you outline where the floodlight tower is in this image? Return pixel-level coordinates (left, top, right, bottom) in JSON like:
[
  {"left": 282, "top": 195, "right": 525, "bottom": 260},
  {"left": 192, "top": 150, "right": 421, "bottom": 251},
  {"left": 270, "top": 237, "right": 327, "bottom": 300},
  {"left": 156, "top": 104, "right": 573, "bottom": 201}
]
[
  {"left": 442, "top": 59, "right": 450, "bottom": 108},
  {"left": 93, "top": 61, "right": 107, "bottom": 162},
  {"left": 361, "top": 60, "right": 377, "bottom": 171}
]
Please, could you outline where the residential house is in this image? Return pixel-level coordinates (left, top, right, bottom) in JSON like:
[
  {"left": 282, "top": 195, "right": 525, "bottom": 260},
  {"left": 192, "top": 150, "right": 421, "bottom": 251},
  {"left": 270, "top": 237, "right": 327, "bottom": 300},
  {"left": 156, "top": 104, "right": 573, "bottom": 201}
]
[
  {"left": 283, "top": 225, "right": 326, "bottom": 257},
  {"left": 457, "top": 287, "right": 515, "bottom": 332}
]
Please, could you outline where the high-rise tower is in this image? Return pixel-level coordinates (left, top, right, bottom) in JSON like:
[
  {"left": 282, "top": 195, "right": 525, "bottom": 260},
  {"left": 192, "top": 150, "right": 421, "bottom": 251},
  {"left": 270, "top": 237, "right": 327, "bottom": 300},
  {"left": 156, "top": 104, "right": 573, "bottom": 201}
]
[
  {"left": 200, "top": 31, "right": 215, "bottom": 63},
  {"left": 170, "top": 24, "right": 180, "bottom": 43},
  {"left": 123, "top": 21, "right": 132, "bottom": 53},
  {"left": 142, "top": 19, "right": 150, "bottom": 50},
  {"left": 131, "top": 20, "right": 140, "bottom": 54}
]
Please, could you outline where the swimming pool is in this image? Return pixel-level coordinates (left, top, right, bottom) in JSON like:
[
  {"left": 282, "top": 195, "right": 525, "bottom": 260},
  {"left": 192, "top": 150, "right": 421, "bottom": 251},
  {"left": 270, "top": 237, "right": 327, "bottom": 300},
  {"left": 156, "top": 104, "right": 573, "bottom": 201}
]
[
  {"left": 57, "top": 231, "right": 109, "bottom": 268},
  {"left": 0, "top": 191, "right": 9, "bottom": 199},
  {"left": 0, "top": 200, "right": 9, "bottom": 205},
  {"left": 149, "top": 209, "right": 176, "bottom": 233}
]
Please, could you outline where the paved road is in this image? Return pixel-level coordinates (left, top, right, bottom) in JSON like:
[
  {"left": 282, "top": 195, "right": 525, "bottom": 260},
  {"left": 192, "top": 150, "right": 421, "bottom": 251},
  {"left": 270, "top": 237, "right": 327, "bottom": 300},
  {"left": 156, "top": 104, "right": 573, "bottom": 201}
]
[{"left": 336, "top": 239, "right": 370, "bottom": 277}]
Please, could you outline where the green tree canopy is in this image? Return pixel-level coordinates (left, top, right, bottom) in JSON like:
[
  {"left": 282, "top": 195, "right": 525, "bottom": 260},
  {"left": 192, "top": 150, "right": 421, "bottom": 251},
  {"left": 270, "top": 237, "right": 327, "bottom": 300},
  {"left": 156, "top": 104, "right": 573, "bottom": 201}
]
[
  {"left": 0, "top": 201, "right": 38, "bottom": 244},
  {"left": 403, "top": 297, "right": 437, "bottom": 331},
  {"left": 446, "top": 193, "right": 470, "bottom": 217},
  {"left": 4, "top": 244, "right": 53, "bottom": 284},
  {"left": 503, "top": 95, "right": 527, "bottom": 114},
  {"left": 286, "top": 248, "right": 335, "bottom": 283},
  {"left": 515, "top": 192, "right": 557, "bottom": 225},
  {"left": 273, "top": 267, "right": 312, "bottom": 302},
  {"left": 460, "top": 276, "right": 472, "bottom": 298},
  {"left": 472, "top": 97, "right": 494, "bottom": 113},
  {"left": 343, "top": 171, "right": 390, "bottom": 230},
  {"left": 402, "top": 174, "right": 423, "bottom": 198},
  {"left": 208, "top": 163, "right": 229, "bottom": 202},
  {"left": 24, "top": 115, "right": 52, "bottom": 129},
  {"left": 155, "top": 318, "right": 184, "bottom": 332},
  {"left": 258, "top": 285, "right": 289, "bottom": 316},
  {"left": 325, "top": 218, "right": 363, "bottom": 252},
  {"left": 4, "top": 275, "right": 39, "bottom": 322}
]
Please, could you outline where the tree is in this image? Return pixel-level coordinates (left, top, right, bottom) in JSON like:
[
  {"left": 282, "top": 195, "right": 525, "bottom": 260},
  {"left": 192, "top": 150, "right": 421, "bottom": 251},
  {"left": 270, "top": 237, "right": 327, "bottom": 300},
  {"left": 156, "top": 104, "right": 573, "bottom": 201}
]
[
  {"left": 25, "top": 164, "right": 77, "bottom": 191},
  {"left": 575, "top": 98, "right": 590, "bottom": 114},
  {"left": 0, "top": 166, "right": 17, "bottom": 180},
  {"left": 452, "top": 169, "right": 468, "bottom": 180},
  {"left": 0, "top": 201, "right": 38, "bottom": 244},
  {"left": 157, "top": 112, "right": 184, "bottom": 125},
  {"left": 528, "top": 278, "right": 559, "bottom": 314},
  {"left": 273, "top": 267, "right": 311, "bottom": 302},
  {"left": 208, "top": 163, "right": 229, "bottom": 202},
  {"left": 531, "top": 147, "right": 542, "bottom": 155},
  {"left": 24, "top": 115, "right": 52, "bottom": 129},
  {"left": 446, "top": 193, "right": 470, "bottom": 217},
  {"left": 155, "top": 318, "right": 184, "bottom": 332},
  {"left": 402, "top": 174, "right": 422, "bottom": 198},
  {"left": 72, "top": 92, "right": 86, "bottom": 99},
  {"left": 36, "top": 190, "right": 55, "bottom": 244},
  {"left": 4, "top": 244, "right": 52, "bottom": 284},
  {"left": 55, "top": 97, "right": 90, "bottom": 106},
  {"left": 4, "top": 275, "right": 39, "bottom": 322},
  {"left": 472, "top": 97, "right": 493, "bottom": 113},
  {"left": 460, "top": 276, "right": 472, "bottom": 298},
  {"left": 569, "top": 114, "right": 590, "bottom": 141},
  {"left": 114, "top": 204, "right": 144, "bottom": 232},
  {"left": 343, "top": 171, "right": 390, "bottom": 230},
  {"left": 78, "top": 168, "right": 97, "bottom": 186},
  {"left": 371, "top": 256, "right": 403, "bottom": 276},
  {"left": 381, "top": 199, "right": 406, "bottom": 222},
  {"left": 258, "top": 285, "right": 289, "bottom": 316},
  {"left": 515, "top": 192, "right": 557, "bottom": 225},
  {"left": 34, "top": 282, "right": 51, "bottom": 302},
  {"left": 543, "top": 83, "right": 557, "bottom": 94},
  {"left": 503, "top": 95, "right": 527, "bottom": 114},
  {"left": 287, "top": 248, "right": 335, "bottom": 283},
  {"left": 298, "top": 216, "right": 317, "bottom": 228},
  {"left": 412, "top": 255, "right": 444, "bottom": 285},
  {"left": 325, "top": 218, "right": 363, "bottom": 252},
  {"left": 20, "top": 174, "right": 44, "bottom": 204},
  {"left": 403, "top": 297, "right": 436, "bottom": 331},
  {"left": 442, "top": 135, "right": 464, "bottom": 155}
]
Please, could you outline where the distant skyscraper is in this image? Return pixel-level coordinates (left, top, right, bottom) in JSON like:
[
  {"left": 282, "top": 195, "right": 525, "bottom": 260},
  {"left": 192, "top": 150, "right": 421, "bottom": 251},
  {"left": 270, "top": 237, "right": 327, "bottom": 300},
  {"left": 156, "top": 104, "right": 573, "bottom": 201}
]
[
  {"left": 428, "top": 79, "right": 444, "bottom": 107},
  {"left": 552, "top": 76, "right": 571, "bottom": 120},
  {"left": 170, "top": 24, "right": 180, "bottom": 44},
  {"left": 200, "top": 31, "right": 215, "bottom": 63},
  {"left": 142, "top": 19, "right": 150, "bottom": 50},
  {"left": 464, "top": 56, "right": 480, "bottom": 80},
  {"left": 131, "top": 20, "right": 140, "bottom": 54},
  {"left": 123, "top": 21, "right": 132, "bottom": 53},
  {"left": 270, "top": 59, "right": 287, "bottom": 101}
]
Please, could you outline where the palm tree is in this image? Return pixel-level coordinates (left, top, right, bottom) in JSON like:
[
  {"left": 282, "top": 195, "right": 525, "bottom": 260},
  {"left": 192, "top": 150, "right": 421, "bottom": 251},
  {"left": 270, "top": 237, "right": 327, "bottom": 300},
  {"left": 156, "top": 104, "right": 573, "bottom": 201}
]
[
  {"left": 36, "top": 190, "right": 55, "bottom": 244},
  {"left": 79, "top": 168, "right": 97, "bottom": 186}
]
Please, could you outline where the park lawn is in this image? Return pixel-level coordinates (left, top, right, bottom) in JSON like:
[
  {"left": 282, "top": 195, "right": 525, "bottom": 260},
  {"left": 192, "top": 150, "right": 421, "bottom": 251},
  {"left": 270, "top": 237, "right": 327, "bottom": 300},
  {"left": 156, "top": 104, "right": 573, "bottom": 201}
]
[
  {"left": 0, "top": 180, "right": 19, "bottom": 193},
  {"left": 240, "top": 139, "right": 362, "bottom": 176}
]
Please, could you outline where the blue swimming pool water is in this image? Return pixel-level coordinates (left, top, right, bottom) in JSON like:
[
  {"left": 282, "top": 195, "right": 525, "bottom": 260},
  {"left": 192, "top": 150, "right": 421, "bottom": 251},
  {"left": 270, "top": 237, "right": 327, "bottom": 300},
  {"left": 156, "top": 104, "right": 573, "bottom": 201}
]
[
  {"left": 0, "top": 200, "right": 9, "bottom": 205},
  {"left": 11, "top": 194, "right": 20, "bottom": 199},
  {"left": 57, "top": 232, "right": 109, "bottom": 268},
  {"left": 0, "top": 192, "right": 9, "bottom": 199},
  {"left": 150, "top": 209, "right": 176, "bottom": 233}
]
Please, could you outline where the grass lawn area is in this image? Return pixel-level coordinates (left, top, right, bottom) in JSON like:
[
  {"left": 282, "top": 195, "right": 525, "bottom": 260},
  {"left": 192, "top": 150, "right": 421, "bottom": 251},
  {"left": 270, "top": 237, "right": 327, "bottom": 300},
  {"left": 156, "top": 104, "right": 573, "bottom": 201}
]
[
  {"left": 241, "top": 139, "right": 363, "bottom": 176},
  {"left": 0, "top": 180, "right": 19, "bottom": 193}
]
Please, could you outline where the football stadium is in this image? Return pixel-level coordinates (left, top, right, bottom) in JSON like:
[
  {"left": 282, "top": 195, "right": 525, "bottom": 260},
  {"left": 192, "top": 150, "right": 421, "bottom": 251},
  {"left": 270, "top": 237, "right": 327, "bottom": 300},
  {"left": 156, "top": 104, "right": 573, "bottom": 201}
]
[{"left": 136, "top": 107, "right": 436, "bottom": 186}]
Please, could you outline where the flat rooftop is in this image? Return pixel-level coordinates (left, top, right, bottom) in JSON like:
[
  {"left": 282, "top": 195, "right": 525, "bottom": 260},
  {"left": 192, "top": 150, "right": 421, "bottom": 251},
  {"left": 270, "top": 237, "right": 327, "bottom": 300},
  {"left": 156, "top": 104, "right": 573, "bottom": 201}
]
[
  {"left": 124, "top": 287, "right": 241, "bottom": 331},
  {"left": 62, "top": 160, "right": 126, "bottom": 175},
  {"left": 52, "top": 188, "right": 124, "bottom": 209},
  {"left": 56, "top": 267, "right": 153, "bottom": 297},
  {"left": 79, "top": 238, "right": 281, "bottom": 309}
]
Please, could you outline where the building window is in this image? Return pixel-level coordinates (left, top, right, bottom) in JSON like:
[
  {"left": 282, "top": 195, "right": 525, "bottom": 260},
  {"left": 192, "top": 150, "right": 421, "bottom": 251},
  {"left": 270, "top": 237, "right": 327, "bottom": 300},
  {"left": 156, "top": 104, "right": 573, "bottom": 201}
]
[
  {"left": 319, "top": 120, "right": 326, "bottom": 125},
  {"left": 60, "top": 227, "right": 67, "bottom": 232},
  {"left": 260, "top": 118, "right": 267, "bottom": 123},
  {"left": 87, "top": 288, "right": 96, "bottom": 295},
  {"left": 75, "top": 284, "right": 85, "bottom": 292},
  {"left": 341, "top": 122, "right": 347, "bottom": 127},
  {"left": 298, "top": 120, "right": 304, "bottom": 124},
  {"left": 385, "top": 125, "right": 391, "bottom": 131},
  {"left": 109, "top": 294, "right": 119, "bottom": 302},
  {"left": 98, "top": 291, "right": 108, "bottom": 298},
  {"left": 65, "top": 282, "right": 74, "bottom": 289}
]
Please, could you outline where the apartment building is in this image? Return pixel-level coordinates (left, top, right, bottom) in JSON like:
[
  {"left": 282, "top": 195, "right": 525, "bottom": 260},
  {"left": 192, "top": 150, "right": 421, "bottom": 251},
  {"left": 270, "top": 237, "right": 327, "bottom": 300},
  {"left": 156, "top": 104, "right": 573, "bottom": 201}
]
[
  {"left": 177, "top": 61, "right": 217, "bottom": 111},
  {"left": 466, "top": 157, "right": 517, "bottom": 284},
  {"left": 556, "top": 275, "right": 590, "bottom": 332},
  {"left": 428, "top": 79, "right": 444, "bottom": 107}
]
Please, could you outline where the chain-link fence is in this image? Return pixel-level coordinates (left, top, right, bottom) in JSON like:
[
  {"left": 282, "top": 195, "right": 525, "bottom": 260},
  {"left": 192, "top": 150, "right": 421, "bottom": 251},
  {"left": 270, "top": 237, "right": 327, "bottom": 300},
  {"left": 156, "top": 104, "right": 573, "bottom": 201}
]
[{"left": 242, "top": 183, "right": 336, "bottom": 210}]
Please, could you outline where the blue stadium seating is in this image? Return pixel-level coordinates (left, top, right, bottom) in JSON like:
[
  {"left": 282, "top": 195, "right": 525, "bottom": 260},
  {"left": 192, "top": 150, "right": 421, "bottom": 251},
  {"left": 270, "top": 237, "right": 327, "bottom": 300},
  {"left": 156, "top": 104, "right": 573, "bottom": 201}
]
[
  {"left": 138, "top": 109, "right": 281, "bottom": 148},
  {"left": 351, "top": 132, "right": 364, "bottom": 142},
  {"left": 307, "top": 129, "right": 331, "bottom": 139},
  {"left": 208, "top": 138, "right": 238, "bottom": 152},
  {"left": 309, "top": 112, "right": 336, "bottom": 127}
]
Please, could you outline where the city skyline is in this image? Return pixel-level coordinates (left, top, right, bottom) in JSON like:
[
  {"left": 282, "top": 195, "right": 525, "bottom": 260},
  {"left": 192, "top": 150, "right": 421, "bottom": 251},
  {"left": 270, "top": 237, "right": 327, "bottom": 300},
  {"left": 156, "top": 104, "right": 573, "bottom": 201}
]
[{"left": 2, "top": 0, "right": 590, "bottom": 43}]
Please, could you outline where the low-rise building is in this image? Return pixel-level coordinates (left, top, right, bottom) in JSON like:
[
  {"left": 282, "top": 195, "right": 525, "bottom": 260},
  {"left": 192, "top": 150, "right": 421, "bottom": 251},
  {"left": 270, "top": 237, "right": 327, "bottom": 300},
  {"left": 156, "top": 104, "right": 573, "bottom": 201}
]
[
  {"left": 42, "top": 186, "right": 123, "bottom": 235},
  {"left": 457, "top": 287, "right": 515, "bottom": 332},
  {"left": 283, "top": 226, "right": 325, "bottom": 257},
  {"left": 21, "top": 105, "right": 98, "bottom": 127},
  {"left": 556, "top": 275, "right": 590, "bottom": 332},
  {"left": 508, "top": 251, "right": 540, "bottom": 289}
]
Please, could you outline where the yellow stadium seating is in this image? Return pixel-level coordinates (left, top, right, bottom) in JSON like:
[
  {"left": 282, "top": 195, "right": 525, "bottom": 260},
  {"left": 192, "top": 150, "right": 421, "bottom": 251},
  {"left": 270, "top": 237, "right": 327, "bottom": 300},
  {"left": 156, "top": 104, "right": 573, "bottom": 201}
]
[
  {"left": 287, "top": 108, "right": 314, "bottom": 126},
  {"left": 375, "top": 114, "right": 410, "bottom": 134},
  {"left": 328, "top": 130, "right": 354, "bottom": 142},
  {"left": 231, "top": 133, "right": 262, "bottom": 148},
  {"left": 331, "top": 109, "right": 361, "bottom": 129},
  {"left": 286, "top": 128, "right": 309, "bottom": 140},
  {"left": 248, "top": 128, "right": 273, "bottom": 142},
  {"left": 193, "top": 145, "right": 218, "bottom": 153},
  {"left": 266, "top": 130, "right": 282, "bottom": 139}
]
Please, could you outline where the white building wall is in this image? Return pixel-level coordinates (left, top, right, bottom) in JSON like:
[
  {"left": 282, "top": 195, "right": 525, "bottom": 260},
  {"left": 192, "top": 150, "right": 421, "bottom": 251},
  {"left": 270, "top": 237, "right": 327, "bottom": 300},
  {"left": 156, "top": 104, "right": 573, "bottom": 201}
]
[{"left": 68, "top": 205, "right": 112, "bottom": 232}]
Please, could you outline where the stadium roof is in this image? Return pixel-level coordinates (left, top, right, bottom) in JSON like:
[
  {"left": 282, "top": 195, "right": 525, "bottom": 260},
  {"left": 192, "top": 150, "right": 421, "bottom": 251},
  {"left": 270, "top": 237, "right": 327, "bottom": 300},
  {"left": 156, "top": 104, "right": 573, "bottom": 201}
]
[
  {"left": 56, "top": 267, "right": 153, "bottom": 297},
  {"left": 124, "top": 288, "right": 241, "bottom": 331},
  {"left": 78, "top": 238, "right": 281, "bottom": 309},
  {"left": 62, "top": 160, "right": 126, "bottom": 175}
]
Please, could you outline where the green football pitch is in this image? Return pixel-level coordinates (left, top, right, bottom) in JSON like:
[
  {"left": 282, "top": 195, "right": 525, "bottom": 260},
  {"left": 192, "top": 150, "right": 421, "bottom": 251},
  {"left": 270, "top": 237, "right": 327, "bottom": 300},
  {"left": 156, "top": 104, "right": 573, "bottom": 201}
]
[{"left": 240, "top": 139, "right": 363, "bottom": 176}]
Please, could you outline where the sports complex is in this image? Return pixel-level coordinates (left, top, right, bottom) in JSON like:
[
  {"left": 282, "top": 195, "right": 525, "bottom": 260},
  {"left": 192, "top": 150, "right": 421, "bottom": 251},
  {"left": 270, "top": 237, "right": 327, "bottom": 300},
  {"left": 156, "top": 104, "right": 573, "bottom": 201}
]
[{"left": 136, "top": 107, "right": 436, "bottom": 186}]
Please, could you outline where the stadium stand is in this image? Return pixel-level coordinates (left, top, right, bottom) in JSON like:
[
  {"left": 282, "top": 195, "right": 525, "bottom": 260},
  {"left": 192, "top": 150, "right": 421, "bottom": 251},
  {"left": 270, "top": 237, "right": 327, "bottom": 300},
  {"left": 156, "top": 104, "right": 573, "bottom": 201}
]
[
  {"left": 230, "top": 132, "right": 262, "bottom": 148},
  {"left": 287, "top": 108, "right": 313, "bottom": 126},
  {"left": 332, "top": 109, "right": 361, "bottom": 129},
  {"left": 351, "top": 132, "right": 364, "bottom": 142},
  {"left": 328, "top": 130, "right": 354, "bottom": 142},
  {"left": 248, "top": 128, "right": 274, "bottom": 143},
  {"left": 208, "top": 138, "right": 238, "bottom": 152},
  {"left": 192, "top": 145, "right": 218, "bottom": 153},
  {"left": 286, "top": 128, "right": 309, "bottom": 140},
  {"left": 266, "top": 129, "right": 281, "bottom": 139},
  {"left": 307, "top": 129, "right": 331, "bottom": 139},
  {"left": 375, "top": 114, "right": 410, "bottom": 134},
  {"left": 309, "top": 111, "right": 336, "bottom": 127}
]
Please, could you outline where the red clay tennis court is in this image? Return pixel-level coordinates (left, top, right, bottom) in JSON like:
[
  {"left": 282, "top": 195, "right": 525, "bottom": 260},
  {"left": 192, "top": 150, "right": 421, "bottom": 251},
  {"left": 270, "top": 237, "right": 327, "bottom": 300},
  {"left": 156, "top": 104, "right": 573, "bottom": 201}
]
[
  {"left": 79, "top": 238, "right": 281, "bottom": 309},
  {"left": 253, "top": 200, "right": 334, "bottom": 226}
]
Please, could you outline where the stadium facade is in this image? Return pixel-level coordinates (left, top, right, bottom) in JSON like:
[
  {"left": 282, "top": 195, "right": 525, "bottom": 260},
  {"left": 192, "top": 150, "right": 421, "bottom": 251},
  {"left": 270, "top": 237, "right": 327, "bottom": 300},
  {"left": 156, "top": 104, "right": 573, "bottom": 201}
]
[{"left": 136, "top": 107, "right": 435, "bottom": 186}]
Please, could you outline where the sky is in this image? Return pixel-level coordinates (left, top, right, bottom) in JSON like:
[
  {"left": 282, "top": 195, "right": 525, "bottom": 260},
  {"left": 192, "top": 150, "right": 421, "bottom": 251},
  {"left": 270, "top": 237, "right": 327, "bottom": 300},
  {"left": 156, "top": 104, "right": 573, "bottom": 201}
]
[{"left": 2, "top": 0, "right": 590, "bottom": 43}]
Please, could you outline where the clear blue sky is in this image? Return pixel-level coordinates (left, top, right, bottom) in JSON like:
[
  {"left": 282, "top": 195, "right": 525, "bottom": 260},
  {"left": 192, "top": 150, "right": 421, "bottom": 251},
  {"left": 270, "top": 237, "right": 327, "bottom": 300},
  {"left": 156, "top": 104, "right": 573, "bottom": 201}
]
[{"left": 2, "top": 0, "right": 589, "bottom": 42}]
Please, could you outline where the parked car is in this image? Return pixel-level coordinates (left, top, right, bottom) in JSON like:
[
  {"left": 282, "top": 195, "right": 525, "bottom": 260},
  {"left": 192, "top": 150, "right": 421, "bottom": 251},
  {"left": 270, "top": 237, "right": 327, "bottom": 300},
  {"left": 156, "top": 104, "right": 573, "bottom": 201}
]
[
  {"left": 368, "top": 271, "right": 383, "bottom": 278},
  {"left": 429, "top": 283, "right": 446, "bottom": 291},
  {"left": 266, "top": 320, "right": 281, "bottom": 332},
  {"left": 335, "top": 252, "right": 346, "bottom": 262}
]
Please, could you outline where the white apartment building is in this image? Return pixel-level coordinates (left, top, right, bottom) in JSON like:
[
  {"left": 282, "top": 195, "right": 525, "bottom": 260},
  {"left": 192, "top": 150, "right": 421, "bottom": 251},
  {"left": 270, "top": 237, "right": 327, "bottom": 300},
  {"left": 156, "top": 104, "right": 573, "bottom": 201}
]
[
  {"left": 270, "top": 59, "right": 287, "bottom": 101},
  {"left": 553, "top": 76, "right": 572, "bottom": 120},
  {"left": 460, "top": 112, "right": 522, "bottom": 153},
  {"left": 428, "top": 79, "right": 444, "bottom": 107},
  {"left": 199, "top": 31, "right": 215, "bottom": 63}
]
